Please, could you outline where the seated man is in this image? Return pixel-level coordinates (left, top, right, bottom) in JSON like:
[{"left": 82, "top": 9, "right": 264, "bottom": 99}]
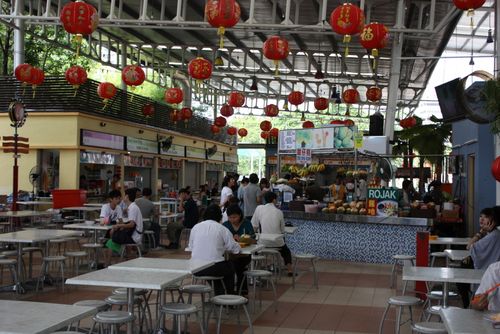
[
  {"left": 251, "top": 191, "right": 294, "bottom": 276},
  {"left": 100, "top": 190, "right": 123, "bottom": 227},
  {"left": 166, "top": 188, "right": 199, "bottom": 249},
  {"left": 135, "top": 187, "right": 161, "bottom": 248},
  {"left": 104, "top": 188, "right": 143, "bottom": 264},
  {"left": 189, "top": 204, "right": 241, "bottom": 295},
  {"left": 471, "top": 261, "right": 500, "bottom": 311}
]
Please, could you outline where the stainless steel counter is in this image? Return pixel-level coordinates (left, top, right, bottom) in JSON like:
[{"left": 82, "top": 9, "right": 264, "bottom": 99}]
[{"left": 283, "top": 211, "right": 431, "bottom": 227}]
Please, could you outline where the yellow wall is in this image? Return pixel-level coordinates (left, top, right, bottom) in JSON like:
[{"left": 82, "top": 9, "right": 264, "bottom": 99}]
[{"left": 0, "top": 113, "right": 237, "bottom": 195}]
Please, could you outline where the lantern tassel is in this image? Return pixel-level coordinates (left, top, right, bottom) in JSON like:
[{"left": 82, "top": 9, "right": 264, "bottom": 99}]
[
  {"left": 32, "top": 85, "right": 37, "bottom": 98},
  {"left": 21, "top": 82, "right": 26, "bottom": 95},
  {"left": 371, "top": 49, "right": 379, "bottom": 71},
  {"left": 129, "top": 86, "right": 135, "bottom": 102},
  {"left": 343, "top": 35, "right": 351, "bottom": 58},
  {"left": 184, "top": 120, "right": 188, "bottom": 128},
  {"left": 73, "top": 85, "right": 79, "bottom": 97},
  {"left": 467, "top": 9, "right": 475, "bottom": 28},
  {"left": 274, "top": 60, "right": 280, "bottom": 76},
  {"left": 218, "top": 27, "right": 225, "bottom": 49},
  {"left": 73, "top": 34, "right": 83, "bottom": 59},
  {"left": 102, "top": 99, "right": 109, "bottom": 110}
]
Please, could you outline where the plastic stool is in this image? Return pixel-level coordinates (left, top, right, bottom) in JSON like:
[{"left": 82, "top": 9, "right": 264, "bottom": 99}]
[
  {"left": 160, "top": 303, "right": 204, "bottom": 334},
  {"left": 22, "top": 246, "right": 43, "bottom": 279},
  {"left": 69, "top": 300, "right": 110, "bottom": 332},
  {"left": 120, "top": 244, "right": 142, "bottom": 259},
  {"left": 36, "top": 255, "right": 66, "bottom": 292},
  {"left": 379, "top": 295, "right": 422, "bottom": 334},
  {"left": 241, "top": 270, "right": 277, "bottom": 313},
  {"left": 259, "top": 248, "right": 282, "bottom": 278},
  {"left": 292, "top": 253, "right": 318, "bottom": 289},
  {"left": 105, "top": 294, "right": 150, "bottom": 333},
  {"left": 250, "top": 255, "right": 266, "bottom": 270},
  {"left": 192, "top": 275, "right": 226, "bottom": 295},
  {"left": 90, "top": 310, "right": 135, "bottom": 333},
  {"left": 430, "top": 252, "right": 448, "bottom": 267},
  {"left": 210, "top": 294, "right": 253, "bottom": 334},
  {"left": 411, "top": 322, "right": 447, "bottom": 334},
  {"left": 143, "top": 230, "right": 156, "bottom": 249},
  {"left": 390, "top": 255, "right": 415, "bottom": 288},
  {"left": 179, "top": 284, "right": 212, "bottom": 331},
  {"left": 81, "top": 243, "right": 102, "bottom": 269},
  {"left": 0, "top": 258, "right": 19, "bottom": 287}
]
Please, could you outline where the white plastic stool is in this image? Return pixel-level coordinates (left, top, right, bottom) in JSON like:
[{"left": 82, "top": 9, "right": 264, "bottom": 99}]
[
  {"left": 292, "top": 253, "right": 318, "bottom": 289},
  {"left": 411, "top": 322, "right": 447, "bottom": 334},
  {"left": 379, "top": 295, "right": 422, "bottom": 334},
  {"left": 390, "top": 255, "right": 415, "bottom": 288},
  {"left": 210, "top": 294, "right": 253, "bottom": 334}
]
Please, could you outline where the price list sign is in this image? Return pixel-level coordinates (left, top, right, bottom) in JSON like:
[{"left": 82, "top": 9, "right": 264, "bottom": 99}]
[{"left": 296, "top": 148, "right": 312, "bottom": 165}]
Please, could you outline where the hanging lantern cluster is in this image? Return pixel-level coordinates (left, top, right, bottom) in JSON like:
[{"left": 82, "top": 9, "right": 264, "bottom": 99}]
[
  {"left": 329, "top": 3, "right": 365, "bottom": 57},
  {"left": 264, "top": 104, "right": 279, "bottom": 117},
  {"left": 205, "top": 0, "right": 241, "bottom": 49},
  {"left": 360, "top": 22, "right": 389, "bottom": 71},
  {"left": 269, "top": 128, "right": 279, "bottom": 138},
  {"left": 399, "top": 116, "right": 417, "bottom": 129},
  {"left": 65, "top": 65, "right": 88, "bottom": 96},
  {"left": 263, "top": 35, "right": 289, "bottom": 76},
  {"left": 238, "top": 128, "right": 248, "bottom": 138},
  {"left": 366, "top": 86, "right": 382, "bottom": 102},
  {"left": 14, "top": 63, "right": 44, "bottom": 97},
  {"left": 227, "top": 91, "right": 245, "bottom": 107},
  {"left": 142, "top": 103, "right": 155, "bottom": 117},
  {"left": 165, "top": 87, "right": 184, "bottom": 108},
  {"left": 314, "top": 97, "right": 329, "bottom": 112},
  {"left": 220, "top": 104, "right": 234, "bottom": 118},
  {"left": 97, "top": 82, "right": 117, "bottom": 107},
  {"left": 59, "top": 1, "right": 99, "bottom": 57},
  {"left": 188, "top": 57, "right": 213, "bottom": 86},
  {"left": 179, "top": 107, "right": 193, "bottom": 126}
]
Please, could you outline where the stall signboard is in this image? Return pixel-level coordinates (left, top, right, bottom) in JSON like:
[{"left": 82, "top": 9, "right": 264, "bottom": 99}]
[
  {"left": 323, "top": 158, "right": 372, "bottom": 167},
  {"left": 278, "top": 126, "right": 357, "bottom": 152},
  {"left": 267, "top": 156, "right": 277, "bottom": 165},
  {"left": 158, "top": 158, "right": 181, "bottom": 169},
  {"left": 123, "top": 155, "right": 154, "bottom": 167},
  {"left": 295, "top": 128, "right": 335, "bottom": 150},
  {"left": 366, "top": 188, "right": 400, "bottom": 217},
  {"left": 186, "top": 147, "right": 206, "bottom": 159},
  {"left": 80, "top": 151, "right": 117, "bottom": 165},
  {"left": 296, "top": 148, "right": 312, "bottom": 164},
  {"left": 81, "top": 129, "right": 125, "bottom": 150},
  {"left": 224, "top": 153, "right": 238, "bottom": 163},
  {"left": 280, "top": 155, "right": 297, "bottom": 165},
  {"left": 278, "top": 130, "right": 296, "bottom": 151},
  {"left": 126, "top": 137, "right": 158, "bottom": 154},
  {"left": 208, "top": 151, "right": 224, "bottom": 161},
  {"left": 354, "top": 131, "right": 364, "bottom": 149},
  {"left": 160, "top": 143, "right": 185, "bottom": 157}
]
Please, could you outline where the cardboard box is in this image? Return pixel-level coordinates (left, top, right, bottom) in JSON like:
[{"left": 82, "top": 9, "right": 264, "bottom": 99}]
[{"left": 441, "top": 209, "right": 460, "bottom": 219}]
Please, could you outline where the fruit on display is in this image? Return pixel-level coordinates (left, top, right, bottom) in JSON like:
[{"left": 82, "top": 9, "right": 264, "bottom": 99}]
[
  {"left": 323, "top": 200, "right": 367, "bottom": 215},
  {"left": 287, "top": 164, "right": 326, "bottom": 177},
  {"left": 334, "top": 126, "right": 354, "bottom": 149}
]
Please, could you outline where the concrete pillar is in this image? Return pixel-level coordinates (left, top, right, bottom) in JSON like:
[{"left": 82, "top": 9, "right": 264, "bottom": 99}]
[
  {"left": 13, "top": 0, "right": 25, "bottom": 68},
  {"left": 59, "top": 150, "right": 80, "bottom": 189}
]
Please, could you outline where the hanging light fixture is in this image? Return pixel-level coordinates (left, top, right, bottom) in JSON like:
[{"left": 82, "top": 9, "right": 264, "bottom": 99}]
[
  {"left": 250, "top": 75, "right": 258, "bottom": 91},
  {"left": 331, "top": 86, "right": 340, "bottom": 99},
  {"left": 214, "top": 50, "right": 224, "bottom": 66},
  {"left": 314, "top": 60, "right": 325, "bottom": 79},
  {"left": 487, "top": 29, "right": 494, "bottom": 43}
]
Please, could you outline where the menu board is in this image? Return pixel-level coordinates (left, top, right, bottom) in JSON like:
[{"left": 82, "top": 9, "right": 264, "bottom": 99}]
[
  {"left": 366, "top": 188, "right": 400, "bottom": 217},
  {"left": 186, "top": 147, "right": 206, "bottom": 159},
  {"left": 278, "top": 126, "right": 357, "bottom": 152},
  {"left": 160, "top": 143, "right": 185, "bottom": 157},
  {"left": 126, "top": 137, "right": 158, "bottom": 154},
  {"left": 81, "top": 130, "right": 125, "bottom": 150},
  {"left": 208, "top": 151, "right": 224, "bottom": 161},
  {"left": 80, "top": 151, "right": 117, "bottom": 165},
  {"left": 295, "top": 128, "right": 334, "bottom": 150},
  {"left": 224, "top": 153, "right": 238, "bottom": 163}
]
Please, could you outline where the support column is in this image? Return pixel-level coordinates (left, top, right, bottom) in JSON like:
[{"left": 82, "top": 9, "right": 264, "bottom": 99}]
[
  {"left": 383, "top": 0, "right": 405, "bottom": 142},
  {"left": 13, "top": 0, "right": 25, "bottom": 68},
  {"left": 121, "top": 43, "right": 127, "bottom": 90},
  {"left": 495, "top": 0, "right": 500, "bottom": 204},
  {"left": 152, "top": 157, "right": 159, "bottom": 198},
  {"left": 59, "top": 150, "right": 80, "bottom": 189}
]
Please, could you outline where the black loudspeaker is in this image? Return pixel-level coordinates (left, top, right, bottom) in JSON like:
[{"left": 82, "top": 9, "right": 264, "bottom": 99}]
[{"left": 369, "top": 112, "right": 384, "bottom": 136}]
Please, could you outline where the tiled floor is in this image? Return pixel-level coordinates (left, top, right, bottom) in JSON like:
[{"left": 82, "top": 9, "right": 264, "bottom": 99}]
[{"left": 0, "top": 246, "right": 449, "bottom": 334}]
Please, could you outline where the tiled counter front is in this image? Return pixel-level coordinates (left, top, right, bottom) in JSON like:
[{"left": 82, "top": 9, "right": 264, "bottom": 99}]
[{"left": 284, "top": 212, "right": 430, "bottom": 264}]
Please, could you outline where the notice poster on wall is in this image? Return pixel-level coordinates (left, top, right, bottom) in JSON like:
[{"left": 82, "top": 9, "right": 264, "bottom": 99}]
[
  {"left": 366, "top": 188, "right": 400, "bottom": 217},
  {"left": 81, "top": 130, "right": 125, "bottom": 150},
  {"left": 160, "top": 143, "right": 185, "bottom": 157},
  {"left": 294, "top": 128, "right": 334, "bottom": 150},
  {"left": 186, "top": 147, "right": 206, "bottom": 159},
  {"left": 126, "top": 137, "right": 158, "bottom": 154},
  {"left": 278, "top": 130, "right": 296, "bottom": 151}
]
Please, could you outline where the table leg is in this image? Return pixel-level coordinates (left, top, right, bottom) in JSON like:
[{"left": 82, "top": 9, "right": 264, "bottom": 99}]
[
  {"left": 442, "top": 281, "right": 449, "bottom": 308},
  {"left": 15, "top": 242, "right": 25, "bottom": 294},
  {"left": 127, "top": 288, "right": 135, "bottom": 334}
]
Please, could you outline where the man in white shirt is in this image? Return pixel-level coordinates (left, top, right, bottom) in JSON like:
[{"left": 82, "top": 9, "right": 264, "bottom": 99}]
[
  {"left": 110, "top": 188, "right": 143, "bottom": 245},
  {"left": 471, "top": 261, "right": 500, "bottom": 311},
  {"left": 100, "top": 190, "right": 123, "bottom": 225},
  {"left": 189, "top": 204, "right": 241, "bottom": 294},
  {"left": 251, "top": 191, "right": 294, "bottom": 276}
]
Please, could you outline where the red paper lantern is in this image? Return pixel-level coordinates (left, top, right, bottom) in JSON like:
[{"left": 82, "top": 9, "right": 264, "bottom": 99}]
[
  {"left": 59, "top": 1, "right": 98, "bottom": 56},
  {"left": 205, "top": 0, "right": 241, "bottom": 49},
  {"left": 260, "top": 120, "right": 272, "bottom": 132},
  {"left": 165, "top": 87, "right": 184, "bottom": 105},
  {"left": 288, "top": 91, "right": 305, "bottom": 106},
  {"left": 227, "top": 126, "right": 237, "bottom": 136},
  {"left": 366, "top": 86, "right": 382, "bottom": 102},
  {"left": 170, "top": 109, "right": 183, "bottom": 124},
  {"left": 220, "top": 104, "right": 234, "bottom": 118},
  {"left": 188, "top": 57, "right": 213, "bottom": 83},
  {"left": 238, "top": 128, "right": 248, "bottom": 137},
  {"left": 261, "top": 131, "right": 270, "bottom": 140},
  {"left": 28, "top": 67, "right": 45, "bottom": 98},
  {"left": 491, "top": 156, "right": 500, "bottom": 182},
  {"left": 214, "top": 116, "right": 227, "bottom": 128},
  {"left": 180, "top": 107, "right": 193, "bottom": 122},
  {"left": 97, "top": 82, "right": 117, "bottom": 105},
  {"left": 228, "top": 91, "right": 245, "bottom": 107},
  {"left": 329, "top": 3, "right": 365, "bottom": 56},
  {"left": 330, "top": 120, "right": 344, "bottom": 125},
  {"left": 453, "top": 0, "right": 486, "bottom": 11},
  {"left": 122, "top": 65, "right": 145, "bottom": 89},
  {"left": 302, "top": 121, "right": 314, "bottom": 129},
  {"left": 399, "top": 116, "right": 417, "bottom": 129},
  {"left": 342, "top": 89, "right": 360, "bottom": 104},
  {"left": 14, "top": 63, "right": 33, "bottom": 83},
  {"left": 65, "top": 65, "right": 88, "bottom": 91},
  {"left": 264, "top": 104, "right": 279, "bottom": 117},
  {"left": 211, "top": 124, "right": 221, "bottom": 134},
  {"left": 344, "top": 119, "right": 355, "bottom": 127},
  {"left": 269, "top": 128, "right": 279, "bottom": 138},
  {"left": 360, "top": 22, "right": 389, "bottom": 65},
  {"left": 314, "top": 97, "right": 329, "bottom": 111},
  {"left": 142, "top": 103, "right": 155, "bottom": 117},
  {"left": 263, "top": 35, "right": 290, "bottom": 76}
]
